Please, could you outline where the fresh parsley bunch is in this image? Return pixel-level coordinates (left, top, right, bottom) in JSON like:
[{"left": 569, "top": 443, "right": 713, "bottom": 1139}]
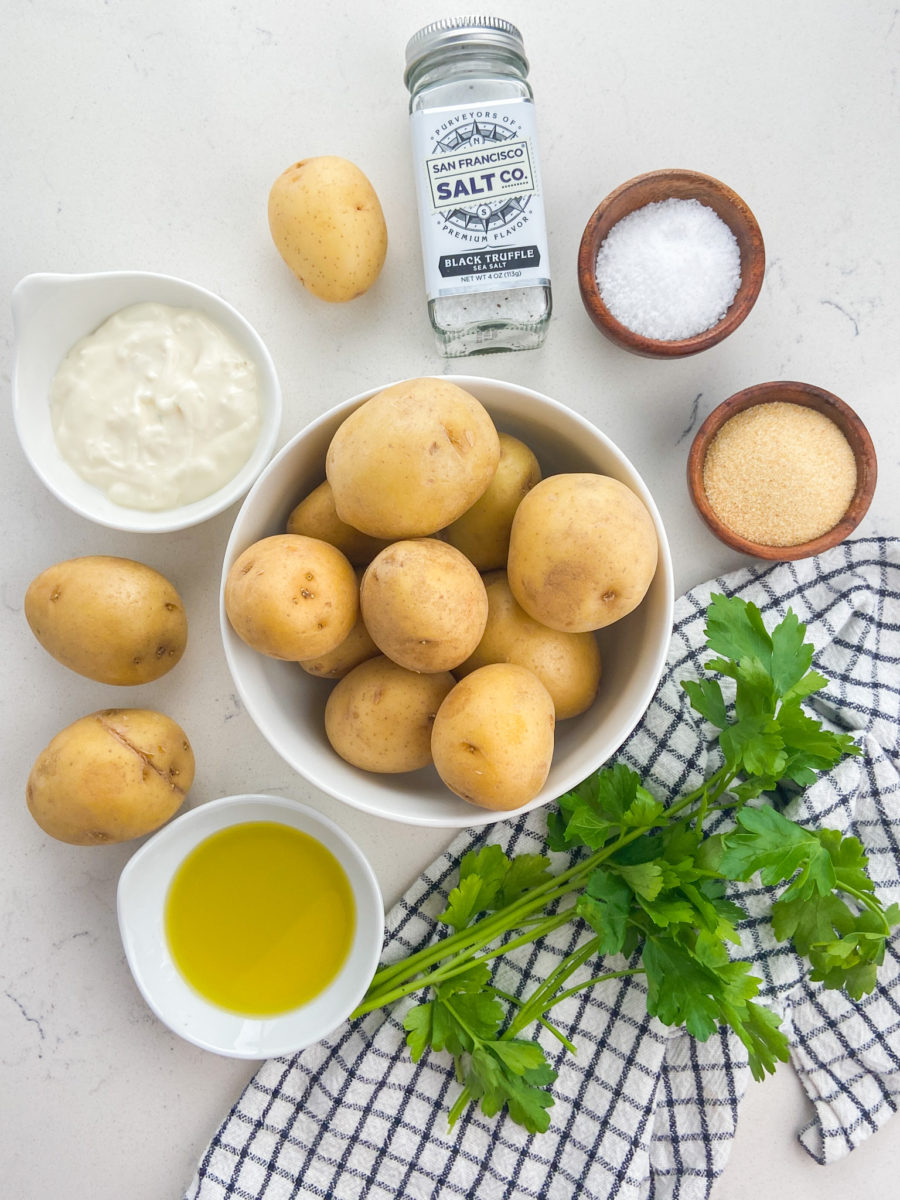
[{"left": 353, "top": 595, "right": 898, "bottom": 1134}]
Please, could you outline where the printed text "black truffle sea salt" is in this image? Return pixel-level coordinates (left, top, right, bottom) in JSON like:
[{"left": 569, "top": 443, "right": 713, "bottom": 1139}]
[{"left": 595, "top": 198, "right": 741, "bottom": 340}]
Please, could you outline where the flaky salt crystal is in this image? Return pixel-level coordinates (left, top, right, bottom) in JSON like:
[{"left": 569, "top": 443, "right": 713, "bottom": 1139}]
[{"left": 595, "top": 197, "right": 741, "bottom": 340}]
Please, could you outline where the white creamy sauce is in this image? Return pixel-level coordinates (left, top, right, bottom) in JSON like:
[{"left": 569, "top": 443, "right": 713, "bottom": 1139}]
[{"left": 50, "top": 302, "right": 261, "bottom": 511}]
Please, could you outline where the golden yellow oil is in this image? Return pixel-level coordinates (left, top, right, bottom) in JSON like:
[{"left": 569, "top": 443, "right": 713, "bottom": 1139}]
[{"left": 165, "top": 820, "right": 356, "bottom": 1016}]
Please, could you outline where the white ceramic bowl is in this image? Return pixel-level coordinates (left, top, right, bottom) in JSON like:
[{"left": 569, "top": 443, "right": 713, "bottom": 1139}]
[
  {"left": 220, "top": 376, "right": 675, "bottom": 828},
  {"left": 117, "top": 793, "right": 383, "bottom": 1058},
  {"left": 11, "top": 271, "right": 282, "bottom": 533}
]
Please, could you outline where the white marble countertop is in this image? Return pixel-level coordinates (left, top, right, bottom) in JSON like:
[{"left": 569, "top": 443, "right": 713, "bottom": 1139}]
[{"left": 2, "top": 2, "right": 898, "bottom": 1196}]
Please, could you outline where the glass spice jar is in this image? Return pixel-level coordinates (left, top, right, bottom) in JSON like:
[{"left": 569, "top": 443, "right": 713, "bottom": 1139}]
[{"left": 404, "top": 16, "right": 552, "bottom": 357}]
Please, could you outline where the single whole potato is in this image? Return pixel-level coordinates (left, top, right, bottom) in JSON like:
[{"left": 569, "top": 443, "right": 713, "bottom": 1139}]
[
  {"left": 457, "top": 572, "right": 602, "bottom": 719},
  {"left": 268, "top": 156, "right": 387, "bottom": 302},
  {"left": 26, "top": 708, "right": 194, "bottom": 845},
  {"left": 443, "top": 433, "right": 542, "bottom": 570},
  {"left": 360, "top": 539, "right": 488, "bottom": 673},
  {"left": 431, "top": 664, "right": 555, "bottom": 810},
  {"left": 326, "top": 377, "right": 501, "bottom": 538},
  {"left": 325, "top": 655, "right": 455, "bottom": 773},
  {"left": 24, "top": 556, "right": 187, "bottom": 685},
  {"left": 224, "top": 534, "right": 357, "bottom": 661},
  {"left": 508, "top": 473, "right": 658, "bottom": 631},
  {"left": 286, "top": 479, "right": 391, "bottom": 565}
]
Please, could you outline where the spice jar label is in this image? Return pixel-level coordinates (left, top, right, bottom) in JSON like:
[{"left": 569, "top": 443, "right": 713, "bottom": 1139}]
[{"left": 410, "top": 98, "right": 550, "bottom": 300}]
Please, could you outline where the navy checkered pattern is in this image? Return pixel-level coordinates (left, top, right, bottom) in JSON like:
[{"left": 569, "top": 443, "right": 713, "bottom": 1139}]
[{"left": 185, "top": 537, "right": 900, "bottom": 1200}]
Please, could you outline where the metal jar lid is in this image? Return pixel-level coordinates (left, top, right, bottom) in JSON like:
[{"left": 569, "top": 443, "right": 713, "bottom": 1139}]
[{"left": 403, "top": 16, "right": 528, "bottom": 87}]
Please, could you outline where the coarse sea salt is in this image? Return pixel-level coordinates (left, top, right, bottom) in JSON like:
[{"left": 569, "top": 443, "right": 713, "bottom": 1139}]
[{"left": 595, "top": 197, "right": 742, "bottom": 341}]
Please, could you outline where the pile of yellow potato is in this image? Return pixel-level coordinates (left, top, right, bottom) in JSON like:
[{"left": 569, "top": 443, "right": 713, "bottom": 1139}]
[
  {"left": 224, "top": 377, "right": 659, "bottom": 812},
  {"left": 23, "top": 556, "right": 194, "bottom": 844}
]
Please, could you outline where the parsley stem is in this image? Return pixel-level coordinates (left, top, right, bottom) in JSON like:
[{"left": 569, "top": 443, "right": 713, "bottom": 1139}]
[
  {"left": 446, "top": 1086, "right": 472, "bottom": 1128},
  {"left": 506, "top": 936, "right": 601, "bottom": 1038},
  {"left": 469, "top": 910, "right": 575, "bottom": 967},
  {"left": 664, "top": 764, "right": 736, "bottom": 821},
  {"left": 841, "top": 883, "right": 893, "bottom": 932},
  {"left": 353, "top": 910, "right": 574, "bottom": 1017},
  {"left": 492, "top": 988, "right": 577, "bottom": 1053},
  {"left": 533, "top": 967, "right": 646, "bottom": 1019},
  {"left": 362, "top": 857, "right": 602, "bottom": 997}
]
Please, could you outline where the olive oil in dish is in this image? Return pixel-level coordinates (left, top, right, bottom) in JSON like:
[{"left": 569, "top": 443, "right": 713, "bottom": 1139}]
[{"left": 165, "top": 820, "right": 355, "bottom": 1016}]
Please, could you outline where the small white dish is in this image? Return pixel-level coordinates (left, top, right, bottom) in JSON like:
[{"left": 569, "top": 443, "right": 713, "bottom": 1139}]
[
  {"left": 220, "top": 375, "right": 675, "bottom": 828},
  {"left": 117, "top": 793, "right": 383, "bottom": 1059},
  {"left": 11, "top": 271, "right": 282, "bottom": 533}
]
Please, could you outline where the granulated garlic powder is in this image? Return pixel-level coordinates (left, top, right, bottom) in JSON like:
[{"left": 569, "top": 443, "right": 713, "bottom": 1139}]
[{"left": 702, "top": 401, "right": 857, "bottom": 547}]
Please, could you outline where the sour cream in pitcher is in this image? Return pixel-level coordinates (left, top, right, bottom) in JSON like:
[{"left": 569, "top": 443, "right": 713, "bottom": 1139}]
[{"left": 50, "top": 302, "right": 261, "bottom": 511}]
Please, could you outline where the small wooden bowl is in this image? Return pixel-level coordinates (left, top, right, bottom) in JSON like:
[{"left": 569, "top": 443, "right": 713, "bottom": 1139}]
[
  {"left": 577, "top": 168, "right": 766, "bottom": 358},
  {"left": 687, "top": 381, "right": 877, "bottom": 560}
]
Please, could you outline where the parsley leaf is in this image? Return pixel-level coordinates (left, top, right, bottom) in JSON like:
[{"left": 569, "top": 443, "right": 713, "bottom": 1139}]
[
  {"left": 576, "top": 870, "right": 632, "bottom": 955},
  {"left": 465, "top": 1047, "right": 557, "bottom": 1133},
  {"left": 718, "top": 804, "right": 837, "bottom": 895},
  {"left": 404, "top": 964, "right": 558, "bottom": 1133},
  {"left": 438, "top": 845, "right": 552, "bottom": 930},
  {"left": 497, "top": 853, "right": 554, "bottom": 907},
  {"left": 682, "top": 677, "right": 728, "bottom": 729},
  {"left": 777, "top": 702, "right": 860, "bottom": 784},
  {"left": 439, "top": 873, "right": 498, "bottom": 933},
  {"left": 643, "top": 929, "right": 790, "bottom": 1080},
  {"left": 555, "top": 764, "right": 664, "bottom": 850},
  {"left": 704, "top": 593, "right": 776, "bottom": 673}
]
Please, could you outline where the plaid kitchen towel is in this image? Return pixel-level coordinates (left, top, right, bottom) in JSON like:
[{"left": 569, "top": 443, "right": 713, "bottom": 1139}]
[{"left": 185, "top": 536, "right": 900, "bottom": 1200}]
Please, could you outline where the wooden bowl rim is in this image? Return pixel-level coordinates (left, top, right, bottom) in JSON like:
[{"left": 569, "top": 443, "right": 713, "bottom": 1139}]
[
  {"left": 577, "top": 168, "right": 766, "bottom": 359},
  {"left": 686, "top": 381, "right": 878, "bottom": 560}
]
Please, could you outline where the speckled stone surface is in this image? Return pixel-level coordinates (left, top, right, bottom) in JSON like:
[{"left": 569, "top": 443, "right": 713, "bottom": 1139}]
[{"left": 1, "top": 3, "right": 898, "bottom": 1198}]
